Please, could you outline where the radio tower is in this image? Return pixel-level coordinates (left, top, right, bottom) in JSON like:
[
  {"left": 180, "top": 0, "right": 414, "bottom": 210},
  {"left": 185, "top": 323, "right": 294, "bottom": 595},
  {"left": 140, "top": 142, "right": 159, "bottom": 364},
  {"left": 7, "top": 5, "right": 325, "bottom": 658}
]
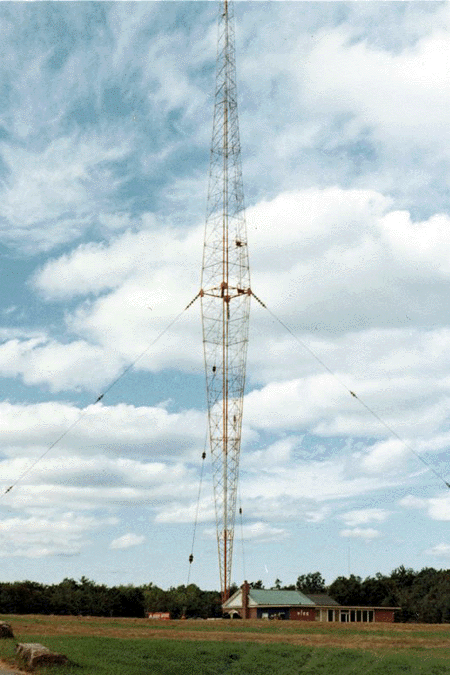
[{"left": 200, "top": 0, "right": 251, "bottom": 603}]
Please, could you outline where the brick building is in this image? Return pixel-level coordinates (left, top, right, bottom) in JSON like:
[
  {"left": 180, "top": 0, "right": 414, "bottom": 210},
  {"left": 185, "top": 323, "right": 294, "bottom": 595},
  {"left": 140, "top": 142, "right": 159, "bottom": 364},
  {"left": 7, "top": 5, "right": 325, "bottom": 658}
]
[{"left": 222, "top": 582, "right": 398, "bottom": 622}]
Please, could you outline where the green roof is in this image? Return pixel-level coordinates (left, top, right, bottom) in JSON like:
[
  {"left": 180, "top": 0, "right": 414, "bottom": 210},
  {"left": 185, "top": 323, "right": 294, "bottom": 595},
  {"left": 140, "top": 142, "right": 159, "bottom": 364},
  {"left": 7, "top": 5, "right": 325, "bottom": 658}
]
[
  {"left": 304, "top": 594, "right": 339, "bottom": 606},
  {"left": 249, "top": 589, "right": 315, "bottom": 606}
]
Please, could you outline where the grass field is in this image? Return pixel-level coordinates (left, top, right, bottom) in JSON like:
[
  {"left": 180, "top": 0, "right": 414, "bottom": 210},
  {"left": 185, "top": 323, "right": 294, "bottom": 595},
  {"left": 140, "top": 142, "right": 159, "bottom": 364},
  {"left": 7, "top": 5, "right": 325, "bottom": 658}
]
[{"left": 0, "top": 616, "right": 449, "bottom": 674}]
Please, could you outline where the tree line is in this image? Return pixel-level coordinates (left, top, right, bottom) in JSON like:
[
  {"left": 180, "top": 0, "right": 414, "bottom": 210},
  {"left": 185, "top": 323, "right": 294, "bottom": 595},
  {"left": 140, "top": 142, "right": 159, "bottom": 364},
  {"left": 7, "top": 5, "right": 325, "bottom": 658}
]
[
  {"left": 262, "top": 567, "right": 450, "bottom": 623},
  {"left": 0, "top": 577, "right": 222, "bottom": 619},
  {"left": 1, "top": 566, "right": 450, "bottom": 622}
]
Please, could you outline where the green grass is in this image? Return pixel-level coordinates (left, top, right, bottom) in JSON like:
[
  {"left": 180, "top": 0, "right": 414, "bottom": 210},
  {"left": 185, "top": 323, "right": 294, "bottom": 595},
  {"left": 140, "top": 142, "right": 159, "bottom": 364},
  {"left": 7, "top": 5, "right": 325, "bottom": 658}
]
[{"left": 0, "top": 636, "right": 450, "bottom": 675}]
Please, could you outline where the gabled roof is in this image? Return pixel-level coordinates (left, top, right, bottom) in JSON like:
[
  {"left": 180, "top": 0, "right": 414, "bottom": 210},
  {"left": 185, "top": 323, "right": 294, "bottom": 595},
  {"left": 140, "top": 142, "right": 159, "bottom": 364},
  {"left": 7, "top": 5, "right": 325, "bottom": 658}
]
[
  {"left": 249, "top": 589, "right": 315, "bottom": 606},
  {"left": 304, "top": 594, "right": 339, "bottom": 606},
  {"left": 223, "top": 588, "right": 316, "bottom": 609}
]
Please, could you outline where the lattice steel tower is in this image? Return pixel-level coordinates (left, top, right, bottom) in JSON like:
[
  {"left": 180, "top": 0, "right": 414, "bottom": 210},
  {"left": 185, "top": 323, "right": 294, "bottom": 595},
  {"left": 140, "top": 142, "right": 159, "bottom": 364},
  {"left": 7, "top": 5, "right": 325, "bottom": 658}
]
[{"left": 200, "top": 0, "right": 251, "bottom": 603}]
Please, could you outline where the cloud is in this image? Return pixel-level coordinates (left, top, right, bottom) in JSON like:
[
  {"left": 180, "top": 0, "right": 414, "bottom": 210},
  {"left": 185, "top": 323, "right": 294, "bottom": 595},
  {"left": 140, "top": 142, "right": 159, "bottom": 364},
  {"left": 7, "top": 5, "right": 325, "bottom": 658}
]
[
  {"left": 0, "top": 2, "right": 211, "bottom": 256},
  {"left": 0, "top": 401, "right": 204, "bottom": 453},
  {"left": 26, "top": 187, "right": 450, "bottom": 400},
  {"left": 399, "top": 495, "right": 427, "bottom": 510},
  {"left": 0, "top": 399, "right": 210, "bottom": 518},
  {"left": 299, "top": 14, "right": 450, "bottom": 158},
  {"left": 0, "top": 1, "right": 449, "bottom": 588},
  {"left": 339, "top": 508, "right": 389, "bottom": 527},
  {"left": 360, "top": 440, "right": 409, "bottom": 475},
  {"left": 379, "top": 211, "right": 450, "bottom": 276},
  {"left": 235, "top": 2, "right": 450, "bottom": 213},
  {"left": 1, "top": 2, "right": 448, "bottom": 260},
  {"left": 0, "top": 336, "right": 125, "bottom": 393},
  {"left": 247, "top": 190, "right": 450, "bottom": 335},
  {"left": 241, "top": 522, "right": 289, "bottom": 542},
  {"left": 243, "top": 371, "right": 450, "bottom": 447},
  {"left": 204, "top": 521, "right": 289, "bottom": 544},
  {"left": 340, "top": 527, "right": 381, "bottom": 541},
  {"left": 3, "top": 464, "right": 202, "bottom": 514},
  {"left": 0, "top": 513, "right": 116, "bottom": 558},
  {"left": 425, "top": 543, "right": 450, "bottom": 558},
  {"left": 32, "top": 223, "right": 202, "bottom": 379},
  {"left": 242, "top": 451, "right": 400, "bottom": 508},
  {"left": 155, "top": 497, "right": 215, "bottom": 525},
  {"left": 110, "top": 533, "right": 145, "bottom": 550},
  {"left": 243, "top": 438, "right": 298, "bottom": 470},
  {"left": 400, "top": 494, "right": 450, "bottom": 522},
  {"left": 0, "top": 135, "right": 132, "bottom": 253},
  {"left": 33, "top": 220, "right": 199, "bottom": 301}
]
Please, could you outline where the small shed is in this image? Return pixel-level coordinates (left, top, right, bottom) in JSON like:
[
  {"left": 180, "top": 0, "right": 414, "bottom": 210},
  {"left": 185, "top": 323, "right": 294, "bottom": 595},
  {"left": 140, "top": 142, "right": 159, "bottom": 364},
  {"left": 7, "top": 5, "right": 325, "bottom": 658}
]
[{"left": 147, "top": 612, "right": 171, "bottom": 620}]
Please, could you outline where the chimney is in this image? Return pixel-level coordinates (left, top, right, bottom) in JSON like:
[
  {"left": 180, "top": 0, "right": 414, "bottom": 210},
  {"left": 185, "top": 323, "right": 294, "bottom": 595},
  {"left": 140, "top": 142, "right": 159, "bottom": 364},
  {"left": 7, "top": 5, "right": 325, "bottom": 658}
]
[{"left": 241, "top": 580, "right": 250, "bottom": 620}]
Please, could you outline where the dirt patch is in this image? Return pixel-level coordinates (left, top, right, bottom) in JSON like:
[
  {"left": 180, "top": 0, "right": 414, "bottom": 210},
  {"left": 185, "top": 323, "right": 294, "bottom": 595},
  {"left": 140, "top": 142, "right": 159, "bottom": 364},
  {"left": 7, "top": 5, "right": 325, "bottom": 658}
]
[
  {"left": 4, "top": 616, "right": 450, "bottom": 653},
  {"left": 0, "top": 659, "right": 27, "bottom": 674}
]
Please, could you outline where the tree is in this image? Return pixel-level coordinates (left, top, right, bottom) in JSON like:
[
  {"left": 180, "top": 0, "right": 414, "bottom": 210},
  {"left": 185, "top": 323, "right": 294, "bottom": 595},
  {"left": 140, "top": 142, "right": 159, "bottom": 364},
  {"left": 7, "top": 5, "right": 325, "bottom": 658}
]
[
  {"left": 328, "top": 575, "right": 363, "bottom": 605},
  {"left": 391, "top": 565, "right": 416, "bottom": 589},
  {"left": 296, "top": 572, "right": 326, "bottom": 594},
  {"left": 115, "top": 585, "right": 145, "bottom": 618},
  {"left": 361, "top": 573, "right": 394, "bottom": 607},
  {"left": 228, "top": 583, "right": 238, "bottom": 597},
  {"left": 143, "top": 583, "right": 167, "bottom": 614}
]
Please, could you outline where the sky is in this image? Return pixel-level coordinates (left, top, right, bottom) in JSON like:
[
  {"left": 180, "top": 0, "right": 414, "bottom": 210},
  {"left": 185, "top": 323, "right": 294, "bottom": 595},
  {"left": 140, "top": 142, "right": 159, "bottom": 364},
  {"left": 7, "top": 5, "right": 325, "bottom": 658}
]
[{"left": 1, "top": 0, "right": 450, "bottom": 593}]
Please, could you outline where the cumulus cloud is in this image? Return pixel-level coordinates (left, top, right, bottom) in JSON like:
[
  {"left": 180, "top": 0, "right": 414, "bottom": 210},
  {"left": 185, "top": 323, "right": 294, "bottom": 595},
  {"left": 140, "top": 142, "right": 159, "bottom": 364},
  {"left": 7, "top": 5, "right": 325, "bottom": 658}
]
[
  {"left": 360, "top": 440, "right": 409, "bottom": 475},
  {"left": 0, "top": 401, "right": 204, "bottom": 455},
  {"left": 399, "top": 495, "right": 427, "bottom": 510},
  {"left": 204, "top": 521, "right": 289, "bottom": 544},
  {"left": 302, "top": 22, "right": 450, "bottom": 153},
  {"left": 247, "top": 189, "right": 450, "bottom": 334},
  {"left": 33, "top": 221, "right": 198, "bottom": 301},
  {"left": 243, "top": 438, "right": 298, "bottom": 470},
  {"left": 0, "top": 336, "right": 125, "bottom": 393},
  {"left": 0, "top": 513, "right": 116, "bottom": 558},
  {"left": 242, "top": 453, "right": 400, "bottom": 506},
  {"left": 400, "top": 494, "right": 450, "bottom": 522},
  {"left": 23, "top": 187, "right": 450, "bottom": 400},
  {"left": 340, "top": 528, "right": 381, "bottom": 541},
  {"left": 0, "top": 1, "right": 450, "bottom": 588},
  {"left": 339, "top": 508, "right": 389, "bottom": 527},
  {"left": 110, "top": 533, "right": 145, "bottom": 550},
  {"left": 155, "top": 497, "right": 215, "bottom": 525},
  {"left": 425, "top": 543, "right": 450, "bottom": 558}
]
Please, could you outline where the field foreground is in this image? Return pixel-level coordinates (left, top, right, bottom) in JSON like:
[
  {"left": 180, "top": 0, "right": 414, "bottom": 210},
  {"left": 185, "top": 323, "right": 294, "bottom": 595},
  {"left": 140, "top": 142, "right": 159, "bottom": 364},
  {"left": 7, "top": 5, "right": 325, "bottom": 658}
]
[
  {"left": 0, "top": 616, "right": 449, "bottom": 674},
  {"left": 3, "top": 615, "right": 450, "bottom": 650}
]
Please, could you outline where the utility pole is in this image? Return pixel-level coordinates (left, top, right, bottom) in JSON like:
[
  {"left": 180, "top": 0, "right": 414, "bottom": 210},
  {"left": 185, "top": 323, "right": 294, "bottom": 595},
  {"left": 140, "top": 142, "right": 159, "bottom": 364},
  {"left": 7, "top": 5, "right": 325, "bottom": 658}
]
[{"left": 200, "top": 0, "right": 251, "bottom": 603}]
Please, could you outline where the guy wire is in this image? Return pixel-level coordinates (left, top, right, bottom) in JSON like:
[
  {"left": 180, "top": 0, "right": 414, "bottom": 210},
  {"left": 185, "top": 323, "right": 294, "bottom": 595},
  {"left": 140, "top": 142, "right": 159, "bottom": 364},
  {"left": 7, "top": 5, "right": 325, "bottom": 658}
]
[
  {"left": 187, "top": 427, "right": 208, "bottom": 586},
  {"left": 253, "top": 294, "right": 450, "bottom": 490},
  {"left": 2, "top": 300, "right": 197, "bottom": 498},
  {"left": 238, "top": 491, "right": 246, "bottom": 583}
]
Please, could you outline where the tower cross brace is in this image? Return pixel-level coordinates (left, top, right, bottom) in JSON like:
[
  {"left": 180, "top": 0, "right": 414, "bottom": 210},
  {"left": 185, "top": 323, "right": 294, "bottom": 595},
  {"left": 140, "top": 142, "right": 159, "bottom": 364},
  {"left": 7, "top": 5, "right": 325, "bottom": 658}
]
[{"left": 200, "top": 0, "right": 251, "bottom": 603}]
